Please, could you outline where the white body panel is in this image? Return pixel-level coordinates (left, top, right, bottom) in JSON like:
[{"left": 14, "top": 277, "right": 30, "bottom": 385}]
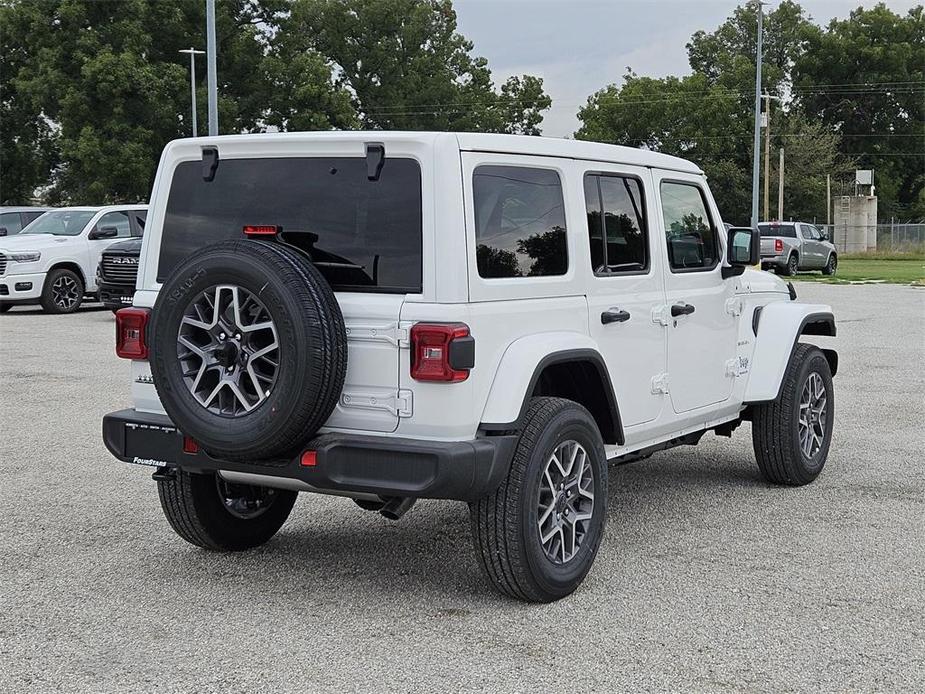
[{"left": 128, "top": 131, "right": 835, "bottom": 459}]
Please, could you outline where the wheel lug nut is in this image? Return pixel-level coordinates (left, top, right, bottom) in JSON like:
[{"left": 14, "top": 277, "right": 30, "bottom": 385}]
[
  {"left": 219, "top": 332, "right": 226, "bottom": 340},
  {"left": 235, "top": 333, "right": 241, "bottom": 340}
]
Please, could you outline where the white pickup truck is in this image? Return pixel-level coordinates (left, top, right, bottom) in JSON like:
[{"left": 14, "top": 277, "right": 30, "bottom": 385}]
[{"left": 0, "top": 205, "right": 147, "bottom": 313}]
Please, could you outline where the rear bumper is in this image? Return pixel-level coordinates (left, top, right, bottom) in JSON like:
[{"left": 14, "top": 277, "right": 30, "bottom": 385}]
[
  {"left": 760, "top": 254, "right": 786, "bottom": 268},
  {"left": 102, "top": 409, "right": 516, "bottom": 502},
  {"left": 98, "top": 281, "right": 136, "bottom": 309}
]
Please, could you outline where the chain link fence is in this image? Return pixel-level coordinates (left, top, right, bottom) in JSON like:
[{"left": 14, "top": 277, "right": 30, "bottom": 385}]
[{"left": 817, "top": 223, "right": 925, "bottom": 253}]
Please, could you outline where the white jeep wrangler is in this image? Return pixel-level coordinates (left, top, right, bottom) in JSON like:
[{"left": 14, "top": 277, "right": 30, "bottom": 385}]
[{"left": 103, "top": 132, "right": 837, "bottom": 602}]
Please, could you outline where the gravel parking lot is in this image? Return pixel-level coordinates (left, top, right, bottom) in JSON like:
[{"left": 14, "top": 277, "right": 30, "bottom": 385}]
[{"left": 1, "top": 283, "right": 923, "bottom": 693}]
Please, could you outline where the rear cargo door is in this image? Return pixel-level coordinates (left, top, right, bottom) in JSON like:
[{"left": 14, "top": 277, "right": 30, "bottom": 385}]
[{"left": 154, "top": 150, "right": 425, "bottom": 433}]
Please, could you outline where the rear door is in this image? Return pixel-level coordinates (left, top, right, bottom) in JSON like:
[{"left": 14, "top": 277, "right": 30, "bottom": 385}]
[
  {"left": 582, "top": 166, "right": 667, "bottom": 427},
  {"left": 155, "top": 152, "right": 424, "bottom": 433}
]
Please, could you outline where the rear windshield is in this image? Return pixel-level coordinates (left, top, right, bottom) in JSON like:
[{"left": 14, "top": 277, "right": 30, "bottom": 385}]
[
  {"left": 158, "top": 157, "right": 423, "bottom": 293},
  {"left": 758, "top": 223, "right": 796, "bottom": 238}
]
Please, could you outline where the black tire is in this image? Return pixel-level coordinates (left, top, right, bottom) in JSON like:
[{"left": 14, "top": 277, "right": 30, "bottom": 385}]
[
  {"left": 0, "top": 303, "right": 11, "bottom": 314},
  {"left": 822, "top": 253, "right": 837, "bottom": 276},
  {"left": 782, "top": 253, "right": 799, "bottom": 276},
  {"left": 469, "top": 397, "right": 608, "bottom": 603},
  {"left": 40, "top": 267, "right": 84, "bottom": 313},
  {"left": 150, "top": 240, "right": 347, "bottom": 461},
  {"left": 157, "top": 469, "right": 297, "bottom": 550},
  {"left": 752, "top": 344, "right": 834, "bottom": 486}
]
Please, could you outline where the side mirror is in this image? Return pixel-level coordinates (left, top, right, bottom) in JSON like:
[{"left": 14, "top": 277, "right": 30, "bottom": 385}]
[
  {"left": 726, "top": 226, "right": 759, "bottom": 267},
  {"left": 820, "top": 231, "right": 829, "bottom": 241},
  {"left": 0, "top": 227, "right": 7, "bottom": 237},
  {"left": 89, "top": 226, "right": 119, "bottom": 240}
]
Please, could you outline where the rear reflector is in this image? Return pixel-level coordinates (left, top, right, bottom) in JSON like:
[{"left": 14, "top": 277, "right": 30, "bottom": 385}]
[
  {"left": 182, "top": 436, "right": 199, "bottom": 454},
  {"left": 115, "top": 307, "right": 150, "bottom": 360},
  {"left": 410, "top": 323, "right": 472, "bottom": 382},
  {"left": 300, "top": 451, "right": 317, "bottom": 467},
  {"left": 243, "top": 225, "right": 279, "bottom": 236}
]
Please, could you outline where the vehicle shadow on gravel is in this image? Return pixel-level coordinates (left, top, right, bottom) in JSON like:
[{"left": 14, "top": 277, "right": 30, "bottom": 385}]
[{"left": 139, "top": 449, "right": 769, "bottom": 604}]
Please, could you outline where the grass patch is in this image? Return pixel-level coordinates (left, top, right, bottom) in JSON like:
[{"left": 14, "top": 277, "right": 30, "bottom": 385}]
[
  {"left": 841, "top": 248, "right": 925, "bottom": 261},
  {"left": 792, "top": 258, "right": 925, "bottom": 286}
]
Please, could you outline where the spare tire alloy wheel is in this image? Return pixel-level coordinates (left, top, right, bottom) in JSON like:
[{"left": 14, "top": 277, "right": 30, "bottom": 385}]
[
  {"left": 151, "top": 240, "right": 347, "bottom": 462},
  {"left": 177, "top": 284, "right": 280, "bottom": 417}
]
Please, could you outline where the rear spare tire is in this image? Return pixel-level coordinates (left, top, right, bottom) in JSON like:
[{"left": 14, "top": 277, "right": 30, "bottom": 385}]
[{"left": 150, "top": 240, "right": 347, "bottom": 461}]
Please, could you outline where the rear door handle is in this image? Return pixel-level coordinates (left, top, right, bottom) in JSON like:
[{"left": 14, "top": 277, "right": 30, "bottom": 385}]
[
  {"left": 601, "top": 308, "right": 631, "bottom": 324},
  {"left": 671, "top": 302, "right": 695, "bottom": 317}
]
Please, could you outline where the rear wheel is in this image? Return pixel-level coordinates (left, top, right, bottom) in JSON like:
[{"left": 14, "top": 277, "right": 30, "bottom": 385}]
[
  {"left": 157, "top": 469, "right": 297, "bottom": 550},
  {"left": 823, "top": 253, "right": 837, "bottom": 276},
  {"left": 469, "top": 397, "right": 608, "bottom": 602},
  {"left": 782, "top": 253, "right": 799, "bottom": 276},
  {"left": 41, "top": 268, "right": 84, "bottom": 313},
  {"left": 751, "top": 344, "right": 834, "bottom": 485}
]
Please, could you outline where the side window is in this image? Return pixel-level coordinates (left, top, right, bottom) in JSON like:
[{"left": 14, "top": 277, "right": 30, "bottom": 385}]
[
  {"left": 94, "top": 211, "right": 132, "bottom": 238},
  {"left": 660, "top": 182, "right": 718, "bottom": 271},
  {"left": 473, "top": 165, "right": 568, "bottom": 279},
  {"left": 132, "top": 210, "right": 147, "bottom": 236},
  {"left": 806, "top": 225, "right": 820, "bottom": 240},
  {"left": 0, "top": 212, "right": 23, "bottom": 234},
  {"left": 22, "top": 211, "right": 46, "bottom": 225},
  {"left": 584, "top": 174, "right": 647, "bottom": 274}
]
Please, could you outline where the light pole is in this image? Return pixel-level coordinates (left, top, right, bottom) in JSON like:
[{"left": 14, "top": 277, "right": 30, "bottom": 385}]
[
  {"left": 750, "top": 0, "right": 765, "bottom": 230},
  {"left": 762, "top": 93, "right": 781, "bottom": 222},
  {"left": 179, "top": 48, "right": 205, "bottom": 137},
  {"left": 206, "top": 0, "right": 218, "bottom": 136}
]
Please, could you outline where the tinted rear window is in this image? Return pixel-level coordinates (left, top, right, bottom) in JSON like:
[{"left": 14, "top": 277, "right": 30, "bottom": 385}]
[
  {"left": 158, "top": 157, "right": 423, "bottom": 293},
  {"left": 759, "top": 224, "right": 796, "bottom": 238}
]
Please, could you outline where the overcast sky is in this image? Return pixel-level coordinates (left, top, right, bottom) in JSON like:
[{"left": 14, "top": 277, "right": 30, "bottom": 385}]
[{"left": 454, "top": 0, "right": 921, "bottom": 137}]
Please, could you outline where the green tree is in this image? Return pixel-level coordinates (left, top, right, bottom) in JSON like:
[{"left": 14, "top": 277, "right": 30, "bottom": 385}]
[
  {"left": 286, "top": 0, "right": 551, "bottom": 133},
  {"left": 793, "top": 4, "right": 925, "bottom": 220}
]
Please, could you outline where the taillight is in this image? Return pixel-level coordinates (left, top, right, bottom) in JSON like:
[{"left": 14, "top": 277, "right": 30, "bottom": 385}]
[
  {"left": 243, "top": 225, "right": 279, "bottom": 237},
  {"left": 410, "top": 323, "right": 474, "bottom": 382},
  {"left": 116, "top": 307, "right": 150, "bottom": 359},
  {"left": 775, "top": 238, "right": 783, "bottom": 253}
]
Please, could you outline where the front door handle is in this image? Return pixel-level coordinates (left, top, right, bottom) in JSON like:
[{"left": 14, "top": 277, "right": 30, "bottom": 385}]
[
  {"left": 671, "top": 302, "right": 695, "bottom": 317},
  {"left": 601, "top": 308, "right": 631, "bottom": 324}
]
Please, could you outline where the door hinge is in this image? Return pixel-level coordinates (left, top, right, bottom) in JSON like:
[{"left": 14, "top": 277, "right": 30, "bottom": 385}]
[
  {"left": 651, "top": 305, "right": 671, "bottom": 327},
  {"left": 725, "top": 297, "right": 743, "bottom": 317},
  {"left": 344, "top": 323, "right": 409, "bottom": 347},
  {"left": 341, "top": 389, "right": 413, "bottom": 417},
  {"left": 651, "top": 373, "right": 669, "bottom": 394}
]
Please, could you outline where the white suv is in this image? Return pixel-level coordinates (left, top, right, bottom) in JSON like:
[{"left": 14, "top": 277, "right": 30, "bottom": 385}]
[
  {"left": 103, "top": 132, "right": 837, "bottom": 602},
  {"left": 0, "top": 205, "right": 147, "bottom": 313}
]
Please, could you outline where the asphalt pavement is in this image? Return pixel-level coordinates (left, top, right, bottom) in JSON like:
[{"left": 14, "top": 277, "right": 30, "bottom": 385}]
[{"left": 1, "top": 282, "right": 923, "bottom": 693}]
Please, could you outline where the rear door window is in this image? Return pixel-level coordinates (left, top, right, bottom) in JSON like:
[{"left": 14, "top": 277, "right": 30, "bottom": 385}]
[
  {"left": 472, "top": 165, "right": 567, "bottom": 279},
  {"left": 0, "top": 212, "right": 22, "bottom": 235},
  {"left": 159, "top": 157, "right": 423, "bottom": 293},
  {"left": 584, "top": 174, "right": 648, "bottom": 274}
]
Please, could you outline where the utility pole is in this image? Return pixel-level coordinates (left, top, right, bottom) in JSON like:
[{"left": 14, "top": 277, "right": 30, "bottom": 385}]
[
  {"left": 826, "top": 174, "right": 831, "bottom": 226},
  {"left": 778, "top": 148, "right": 785, "bottom": 221},
  {"left": 178, "top": 48, "right": 205, "bottom": 137},
  {"left": 206, "top": 0, "right": 218, "bottom": 136},
  {"left": 749, "top": 0, "right": 765, "bottom": 230},
  {"left": 762, "top": 93, "right": 780, "bottom": 222}
]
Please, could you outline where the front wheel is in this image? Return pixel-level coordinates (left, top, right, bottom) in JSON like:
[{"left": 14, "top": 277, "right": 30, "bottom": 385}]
[
  {"left": 751, "top": 344, "right": 834, "bottom": 485},
  {"left": 157, "top": 469, "right": 297, "bottom": 550},
  {"left": 469, "top": 397, "right": 608, "bottom": 602},
  {"left": 823, "top": 254, "right": 837, "bottom": 276},
  {"left": 0, "top": 303, "right": 11, "bottom": 314},
  {"left": 41, "top": 268, "right": 84, "bottom": 313}
]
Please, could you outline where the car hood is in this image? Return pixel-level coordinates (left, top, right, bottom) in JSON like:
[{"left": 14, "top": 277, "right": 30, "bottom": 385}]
[
  {"left": 102, "top": 237, "right": 143, "bottom": 255},
  {"left": 0, "top": 234, "right": 81, "bottom": 253},
  {"left": 738, "top": 267, "right": 790, "bottom": 294}
]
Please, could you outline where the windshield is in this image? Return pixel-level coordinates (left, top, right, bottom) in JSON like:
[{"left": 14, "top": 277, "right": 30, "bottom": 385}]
[
  {"left": 758, "top": 223, "right": 796, "bottom": 238},
  {"left": 21, "top": 210, "right": 96, "bottom": 236}
]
